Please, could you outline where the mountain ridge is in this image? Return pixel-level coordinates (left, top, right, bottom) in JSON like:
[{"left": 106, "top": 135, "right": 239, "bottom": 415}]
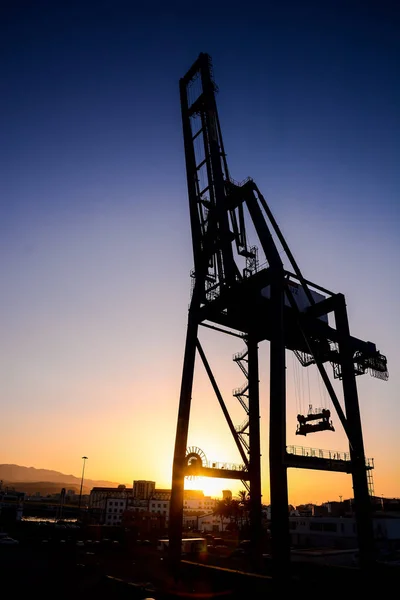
[{"left": 0, "top": 463, "right": 129, "bottom": 493}]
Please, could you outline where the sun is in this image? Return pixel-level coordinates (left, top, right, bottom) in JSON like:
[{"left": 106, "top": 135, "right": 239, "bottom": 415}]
[{"left": 185, "top": 476, "right": 241, "bottom": 499}]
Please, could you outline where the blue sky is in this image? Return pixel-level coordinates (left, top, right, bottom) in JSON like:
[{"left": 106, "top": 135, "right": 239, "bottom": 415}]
[{"left": 1, "top": 1, "right": 399, "bottom": 503}]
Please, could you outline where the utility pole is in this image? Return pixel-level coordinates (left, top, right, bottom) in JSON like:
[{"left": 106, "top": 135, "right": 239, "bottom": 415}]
[{"left": 78, "top": 456, "right": 88, "bottom": 515}]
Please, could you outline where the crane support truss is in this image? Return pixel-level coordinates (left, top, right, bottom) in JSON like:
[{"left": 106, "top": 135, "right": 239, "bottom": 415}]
[{"left": 169, "top": 53, "right": 388, "bottom": 577}]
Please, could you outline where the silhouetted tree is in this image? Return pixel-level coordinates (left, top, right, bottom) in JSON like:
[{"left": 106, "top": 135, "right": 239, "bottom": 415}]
[
  {"left": 213, "top": 498, "right": 231, "bottom": 531},
  {"left": 237, "top": 490, "right": 250, "bottom": 529}
]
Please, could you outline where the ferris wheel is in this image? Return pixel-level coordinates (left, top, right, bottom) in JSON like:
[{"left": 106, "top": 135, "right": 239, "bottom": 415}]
[{"left": 185, "top": 446, "right": 208, "bottom": 480}]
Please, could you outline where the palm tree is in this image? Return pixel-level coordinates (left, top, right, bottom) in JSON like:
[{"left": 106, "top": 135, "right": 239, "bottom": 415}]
[
  {"left": 228, "top": 499, "right": 241, "bottom": 529},
  {"left": 213, "top": 498, "right": 231, "bottom": 531},
  {"left": 237, "top": 490, "right": 250, "bottom": 529},
  {"left": 238, "top": 490, "right": 250, "bottom": 504}
]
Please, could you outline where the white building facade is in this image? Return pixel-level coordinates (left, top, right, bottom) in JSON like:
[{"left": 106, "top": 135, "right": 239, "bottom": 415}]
[
  {"left": 89, "top": 484, "right": 221, "bottom": 527},
  {"left": 289, "top": 516, "right": 400, "bottom": 550},
  {"left": 104, "top": 497, "right": 128, "bottom": 526}
]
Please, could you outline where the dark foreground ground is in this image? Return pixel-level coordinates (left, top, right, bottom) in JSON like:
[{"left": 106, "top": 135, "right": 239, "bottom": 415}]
[{"left": 1, "top": 538, "right": 399, "bottom": 599}]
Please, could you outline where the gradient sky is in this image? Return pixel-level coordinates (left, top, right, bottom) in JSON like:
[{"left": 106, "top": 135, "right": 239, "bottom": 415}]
[{"left": 1, "top": 1, "right": 399, "bottom": 505}]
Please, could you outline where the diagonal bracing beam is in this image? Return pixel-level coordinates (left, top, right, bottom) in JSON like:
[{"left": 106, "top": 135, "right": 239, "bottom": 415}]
[{"left": 196, "top": 339, "right": 249, "bottom": 468}]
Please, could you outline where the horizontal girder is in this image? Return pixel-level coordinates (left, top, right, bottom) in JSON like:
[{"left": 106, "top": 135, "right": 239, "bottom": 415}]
[
  {"left": 285, "top": 446, "right": 374, "bottom": 474},
  {"left": 184, "top": 464, "right": 249, "bottom": 481}
]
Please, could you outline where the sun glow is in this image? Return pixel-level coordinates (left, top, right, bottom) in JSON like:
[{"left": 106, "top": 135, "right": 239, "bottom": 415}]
[{"left": 185, "top": 476, "right": 242, "bottom": 499}]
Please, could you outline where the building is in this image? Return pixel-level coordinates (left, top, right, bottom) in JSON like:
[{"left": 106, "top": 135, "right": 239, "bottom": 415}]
[
  {"left": 104, "top": 496, "right": 128, "bottom": 526},
  {"left": 89, "top": 483, "right": 219, "bottom": 527},
  {"left": 147, "top": 490, "right": 216, "bottom": 524},
  {"left": 289, "top": 515, "right": 400, "bottom": 551},
  {"left": 133, "top": 481, "right": 155, "bottom": 500},
  {"left": 152, "top": 489, "right": 171, "bottom": 501},
  {"left": 149, "top": 499, "right": 170, "bottom": 521},
  {"left": 122, "top": 508, "right": 166, "bottom": 533},
  {"left": 197, "top": 512, "right": 229, "bottom": 532},
  {"left": 89, "top": 485, "right": 132, "bottom": 524},
  {"left": 90, "top": 485, "right": 131, "bottom": 507},
  {"left": 183, "top": 492, "right": 216, "bottom": 513}
]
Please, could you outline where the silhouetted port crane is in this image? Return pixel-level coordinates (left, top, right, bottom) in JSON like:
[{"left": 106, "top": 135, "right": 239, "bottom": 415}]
[{"left": 168, "top": 53, "right": 388, "bottom": 576}]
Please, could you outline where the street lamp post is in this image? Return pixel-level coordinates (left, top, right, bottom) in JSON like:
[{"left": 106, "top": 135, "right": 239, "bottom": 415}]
[{"left": 78, "top": 456, "right": 88, "bottom": 514}]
